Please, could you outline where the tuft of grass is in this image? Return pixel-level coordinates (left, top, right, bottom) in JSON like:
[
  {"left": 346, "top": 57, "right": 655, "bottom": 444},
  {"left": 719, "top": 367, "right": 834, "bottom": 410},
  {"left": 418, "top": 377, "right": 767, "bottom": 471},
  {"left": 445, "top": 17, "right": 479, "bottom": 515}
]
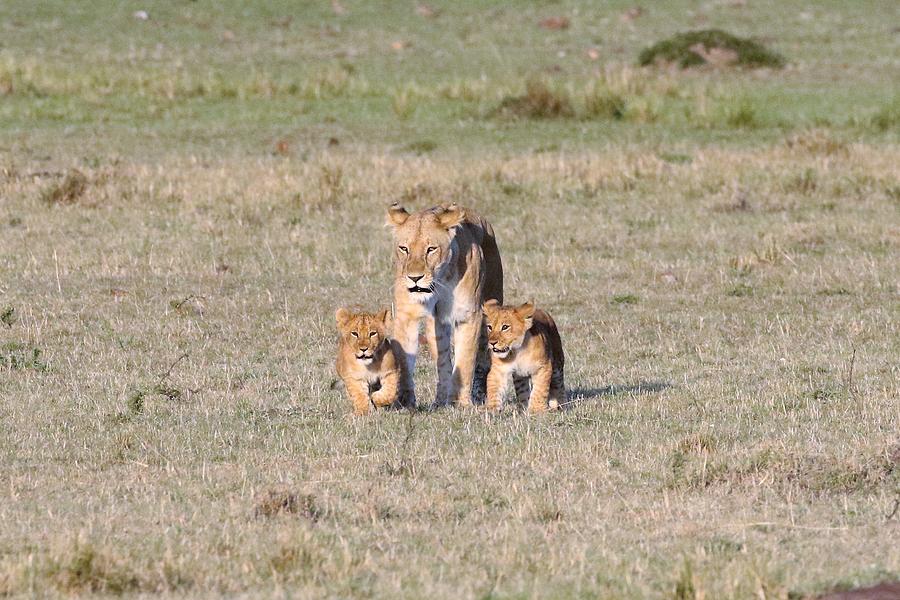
[
  {"left": 254, "top": 489, "right": 321, "bottom": 521},
  {"left": 48, "top": 544, "right": 140, "bottom": 595},
  {"left": 583, "top": 89, "right": 626, "bottom": 120},
  {"left": 41, "top": 169, "right": 88, "bottom": 204},
  {"left": 638, "top": 29, "right": 785, "bottom": 69},
  {"left": 870, "top": 101, "right": 900, "bottom": 132},
  {"left": 673, "top": 559, "right": 698, "bottom": 600},
  {"left": 611, "top": 294, "right": 640, "bottom": 305},
  {"left": 0, "top": 342, "right": 48, "bottom": 372},
  {"left": 401, "top": 140, "right": 438, "bottom": 155},
  {"left": 1, "top": 306, "right": 15, "bottom": 328},
  {"left": 126, "top": 389, "right": 145, "bottom": 416},
  {"left": 391, "top": 86, "right": 418, "bottom": 120},
  {"left": 493, "top": 80, "right": 574, "bottom": 120},
  {"left": 727, "top": 283, "right": 754, "bottom": 297}
]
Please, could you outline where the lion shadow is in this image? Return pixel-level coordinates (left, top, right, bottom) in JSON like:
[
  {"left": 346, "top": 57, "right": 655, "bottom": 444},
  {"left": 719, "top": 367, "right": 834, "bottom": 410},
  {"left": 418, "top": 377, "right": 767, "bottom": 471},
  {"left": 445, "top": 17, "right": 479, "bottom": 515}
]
[{"left": 562, "top": 381, "right": 672, "bottom": 407}]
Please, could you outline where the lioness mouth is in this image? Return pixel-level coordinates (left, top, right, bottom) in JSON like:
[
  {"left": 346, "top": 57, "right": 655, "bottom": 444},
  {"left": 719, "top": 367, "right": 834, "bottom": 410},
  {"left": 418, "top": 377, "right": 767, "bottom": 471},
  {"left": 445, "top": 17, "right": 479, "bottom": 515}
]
[
  {"left": 491, "top": 347, "right": 509, "bottom": 354},
  {"left": 408, "top": 286, "right": 432, "bottom": 294}
]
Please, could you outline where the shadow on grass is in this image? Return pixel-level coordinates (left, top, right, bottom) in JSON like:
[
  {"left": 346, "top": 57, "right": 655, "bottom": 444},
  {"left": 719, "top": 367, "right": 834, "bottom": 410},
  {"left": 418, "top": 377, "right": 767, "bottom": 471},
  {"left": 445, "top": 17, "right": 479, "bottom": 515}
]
[{"left": 565, "top": 381, "right": 672, "bottom": 405}]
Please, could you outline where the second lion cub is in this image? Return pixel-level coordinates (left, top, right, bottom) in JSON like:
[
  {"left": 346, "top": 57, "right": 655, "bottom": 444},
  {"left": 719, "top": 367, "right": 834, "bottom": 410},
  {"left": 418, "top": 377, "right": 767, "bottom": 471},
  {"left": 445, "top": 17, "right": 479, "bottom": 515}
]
[
  {"left": 482, "top": 300, "right": 565, "bottom": 413},
  {"left": 335, "top": 307, "right": 401, "bottom": 415}
]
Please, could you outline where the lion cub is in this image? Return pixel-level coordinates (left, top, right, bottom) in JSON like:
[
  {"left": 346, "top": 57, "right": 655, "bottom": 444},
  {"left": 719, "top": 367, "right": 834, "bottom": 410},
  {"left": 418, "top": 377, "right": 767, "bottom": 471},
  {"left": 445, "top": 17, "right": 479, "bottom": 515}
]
[
  {"left": 335, "top": 307, "right": 401, "bottom": 415},
  {"left": 482, "top": 300, "right": 565, "bottom": 413}
]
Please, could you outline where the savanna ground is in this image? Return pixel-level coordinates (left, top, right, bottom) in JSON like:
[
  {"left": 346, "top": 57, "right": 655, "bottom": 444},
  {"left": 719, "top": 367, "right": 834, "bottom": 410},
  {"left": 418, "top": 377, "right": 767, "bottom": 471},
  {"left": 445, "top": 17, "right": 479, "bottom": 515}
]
[{"left": 1, "top": 1, "right": 899, "bottom": 598}]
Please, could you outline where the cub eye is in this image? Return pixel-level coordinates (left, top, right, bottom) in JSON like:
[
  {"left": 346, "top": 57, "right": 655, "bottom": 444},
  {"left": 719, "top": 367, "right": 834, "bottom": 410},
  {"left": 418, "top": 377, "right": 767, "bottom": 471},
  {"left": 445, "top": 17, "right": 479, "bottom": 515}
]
[
  {"left": 486, "top": 325, "right": 492, "bottom": 331},
  {"left": 398, "top": 246, "right": 408, "bottom": 254},
  {"left": 350, "top": 331, "right": 358, "bottom": 337},
  {"left": 369, "top": 331, "right": 377, "bottom": 337},
  {"left": 501, "top": 324, "right": 510, "bottom": 331},
  {"left": 426, "top": 246, "right": 438, "bottom": 254}
]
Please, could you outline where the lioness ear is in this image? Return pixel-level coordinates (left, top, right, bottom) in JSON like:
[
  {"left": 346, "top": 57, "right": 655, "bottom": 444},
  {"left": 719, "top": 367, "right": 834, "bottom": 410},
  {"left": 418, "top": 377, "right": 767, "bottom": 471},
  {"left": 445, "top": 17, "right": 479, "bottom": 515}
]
[
  {"left": 438, "top": 203, "right": 465, "bottom": 229},
  {"left": 482, "top": 299, "right": 500, "bottom": 315},
  {"left": 376, "top": 308, "right": 392, "bottom": 331},
  {"left": 335, "top": 307, "right": 352, "bottom": 329},
  {"left": 387, "top": 203, "right": 409, "bottom": 227},
  {"left": 516, "top": 302, "right": 535, "bottom": 329}
]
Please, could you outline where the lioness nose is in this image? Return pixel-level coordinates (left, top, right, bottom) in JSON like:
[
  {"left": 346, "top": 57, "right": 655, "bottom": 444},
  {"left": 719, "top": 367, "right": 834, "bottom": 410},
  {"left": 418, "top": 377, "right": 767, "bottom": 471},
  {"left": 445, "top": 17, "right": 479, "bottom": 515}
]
[{"left": 408, "top": 274, "right": 424, "bottom": 283}]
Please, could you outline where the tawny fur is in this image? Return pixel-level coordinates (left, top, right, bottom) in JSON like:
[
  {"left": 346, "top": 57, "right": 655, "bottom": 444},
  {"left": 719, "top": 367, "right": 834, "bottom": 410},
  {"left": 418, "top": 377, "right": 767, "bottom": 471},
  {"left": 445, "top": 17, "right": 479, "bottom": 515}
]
[
  {"left": 482, "top": 300, "right": 565, "bottom": 414},
  {"left": 335, "top": 308, "right": 401, "bottom": 416},
  {"left": 387, "top": 202, "right": 503, "bottom": 408}
]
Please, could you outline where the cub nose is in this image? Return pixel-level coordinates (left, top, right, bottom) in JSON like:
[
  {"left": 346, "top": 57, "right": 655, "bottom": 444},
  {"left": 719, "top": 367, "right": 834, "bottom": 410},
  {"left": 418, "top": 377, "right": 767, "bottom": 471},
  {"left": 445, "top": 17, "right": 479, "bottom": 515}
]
[
  {"left": 408, "top": 274, "right": 424, "bottom": 283},
  {"left": 360, "top": 346, "right": 369, "bottom": 352}
]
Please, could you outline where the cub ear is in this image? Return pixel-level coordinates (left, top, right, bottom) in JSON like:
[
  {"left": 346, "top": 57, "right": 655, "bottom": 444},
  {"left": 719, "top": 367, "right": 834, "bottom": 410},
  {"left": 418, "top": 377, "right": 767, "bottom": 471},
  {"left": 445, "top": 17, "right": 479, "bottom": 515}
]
[
  {"left": 482, "top": 298, "right": 500, "bottom": 315},
  {"left": 375, "top": 308, "right": 392, "bottom": 331},
  {"left": 438, "top": 203, "right": 465, "bottom": 229},
  {"left": 387, "top": 203, "right": 409, "bottom": 227},
  {"left": 516, "top": 301, "right": 535, "bottom": 329},
  {"left": 335, "top": 307, "right": 352, "bottom": 329}
]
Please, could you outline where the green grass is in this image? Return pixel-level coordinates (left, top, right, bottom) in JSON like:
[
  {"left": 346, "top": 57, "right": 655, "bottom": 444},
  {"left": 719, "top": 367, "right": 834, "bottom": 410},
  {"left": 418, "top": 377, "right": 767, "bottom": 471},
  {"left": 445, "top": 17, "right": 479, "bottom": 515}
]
[{"left": 1, "top": 1, "right": 899, "bottom": 598}]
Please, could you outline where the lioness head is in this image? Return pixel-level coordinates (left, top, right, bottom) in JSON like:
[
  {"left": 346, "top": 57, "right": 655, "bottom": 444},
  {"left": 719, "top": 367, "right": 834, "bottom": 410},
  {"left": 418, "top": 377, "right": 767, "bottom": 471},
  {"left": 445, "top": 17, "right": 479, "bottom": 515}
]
[
  {"left": 336, "top": 307, "right": 391, "bottom": 365},
  {"left": 482, "top": 300, "right": 534, "bottom": 359},
  {"left": 387, "top": 203, "right": 466, "bottom": 303}
]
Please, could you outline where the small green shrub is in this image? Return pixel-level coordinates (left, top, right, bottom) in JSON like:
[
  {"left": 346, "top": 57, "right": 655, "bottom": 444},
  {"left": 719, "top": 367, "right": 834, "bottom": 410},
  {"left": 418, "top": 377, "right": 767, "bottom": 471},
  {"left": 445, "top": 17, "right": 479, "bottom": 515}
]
[
  {"left": 611, "top": 294, "right": 639, "bottom": 305},
  {"left": 639, "top": 29, "right": 785, "bottom": 69}
]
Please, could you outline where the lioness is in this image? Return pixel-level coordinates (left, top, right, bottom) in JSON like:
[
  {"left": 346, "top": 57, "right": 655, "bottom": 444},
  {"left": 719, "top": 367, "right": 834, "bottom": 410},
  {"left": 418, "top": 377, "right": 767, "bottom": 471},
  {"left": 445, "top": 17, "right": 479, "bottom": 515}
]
[{"left": 387, "top": 202, "right": 503, "bottom": 408}]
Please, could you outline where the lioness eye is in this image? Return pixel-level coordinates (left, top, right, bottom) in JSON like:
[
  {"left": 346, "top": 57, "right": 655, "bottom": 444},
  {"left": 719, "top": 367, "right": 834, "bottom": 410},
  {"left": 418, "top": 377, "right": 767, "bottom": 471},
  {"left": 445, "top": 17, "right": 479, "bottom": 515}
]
[
  {"left": 351, "top": 331, "right": 358, "bottom": 337},
  {"left": 426, "top": 246, "right": 438, "bottom": 254},
  {"left": 501, "top": 324, "right": 510, "bottom": 331},
  {"left": 486, "top": 325, "right": 492, "bottom": 331},
  {"left": 398, "top": 246, "right": 408, "bottom": 254}
]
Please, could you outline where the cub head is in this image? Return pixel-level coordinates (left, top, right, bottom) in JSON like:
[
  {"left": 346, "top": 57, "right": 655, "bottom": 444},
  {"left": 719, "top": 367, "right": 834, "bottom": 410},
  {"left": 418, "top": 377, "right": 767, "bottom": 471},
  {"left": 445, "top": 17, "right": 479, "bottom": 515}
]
[
  {"left": 387, "top": 202, "right": 466, "bottom": 303},
  {"left": 482, "top": 300, "right": 535, "bottom": 359},
  {"left": 335, "top": 307, "right": 391, "bottom": 365}
]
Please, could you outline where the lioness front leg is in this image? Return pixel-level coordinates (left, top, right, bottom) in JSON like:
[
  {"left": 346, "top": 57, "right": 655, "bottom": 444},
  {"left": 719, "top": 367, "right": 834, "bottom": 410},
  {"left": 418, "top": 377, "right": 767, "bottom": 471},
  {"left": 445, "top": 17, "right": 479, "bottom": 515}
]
[
  {"left": 424, "top": 314, "right": 439, "bottom": 362},
  {"left": 392, "top": 313, "right": 420, "bottom": 409},
  {"left": 432, "top": 316, "right": 454, "bottom": 408},
  {"left": 451, "top": 316, "right": 482, "bottom": 407}
]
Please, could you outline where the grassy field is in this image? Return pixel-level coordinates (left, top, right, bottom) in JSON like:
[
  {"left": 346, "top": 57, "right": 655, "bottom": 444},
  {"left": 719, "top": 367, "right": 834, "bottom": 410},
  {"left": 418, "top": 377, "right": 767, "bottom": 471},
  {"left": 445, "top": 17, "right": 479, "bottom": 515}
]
[{"left": 1, "top": 1, "right": 899, "bottom": 598}]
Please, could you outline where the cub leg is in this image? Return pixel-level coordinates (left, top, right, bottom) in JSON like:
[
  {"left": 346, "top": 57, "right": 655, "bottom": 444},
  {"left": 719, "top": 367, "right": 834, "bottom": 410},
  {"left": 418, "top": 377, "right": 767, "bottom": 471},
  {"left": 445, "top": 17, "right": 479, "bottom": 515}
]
[
  {"left": 345, "top": 378, "right": 371, "bottom": 416},
  {"left": 451, "top": 316, "right": 482, "bottom": 407},
  {"left": 527, "top": 365, "right": 552, "bottom": 414},
  {"left": 485, "top": 366, "right": 508, "bottom": 411},
  {"left": 548, "top": 366, "right": 565, "bottom": 410},
  {"left": 471, "top": 327, "right": 491, "bottom": 404},
  {"left": 513, "top": 375, "right": 531, "bottom": 404},
  {"left": 371, "top": 369, "right": 399, "bottom": 408}
]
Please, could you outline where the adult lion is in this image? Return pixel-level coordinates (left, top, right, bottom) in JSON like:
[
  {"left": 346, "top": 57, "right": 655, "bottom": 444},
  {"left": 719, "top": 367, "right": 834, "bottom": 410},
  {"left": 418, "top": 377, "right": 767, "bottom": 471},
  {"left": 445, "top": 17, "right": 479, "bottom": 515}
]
[{"left": 387, "top": 202, "right": 503, "bottom": 408}]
